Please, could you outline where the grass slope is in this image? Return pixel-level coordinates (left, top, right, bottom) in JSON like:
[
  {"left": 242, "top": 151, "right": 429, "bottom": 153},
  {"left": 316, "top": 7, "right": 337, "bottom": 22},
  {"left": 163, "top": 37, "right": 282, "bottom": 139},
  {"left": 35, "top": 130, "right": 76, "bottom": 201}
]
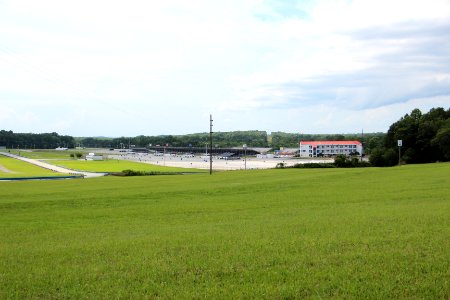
[
  {"left": 4, "top": 149, "right": 84, "bottom": 160},
  {"left": 49, "top": 159, "right": 203, "bottom": 173},
  {"left": 0, "top": 164, "right": 449, "bottom": 298},
  {"left": 0, "top": 156, "right": 64, "bottom": 178}
]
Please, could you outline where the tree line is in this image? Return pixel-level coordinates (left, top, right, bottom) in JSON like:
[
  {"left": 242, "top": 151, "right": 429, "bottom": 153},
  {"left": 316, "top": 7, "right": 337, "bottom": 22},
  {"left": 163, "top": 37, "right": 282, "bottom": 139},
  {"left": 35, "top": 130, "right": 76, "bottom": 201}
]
[
  {"left": 0, "top": 130, "right": 391, "bottom": 152},
  {"left": 1, "top": 129, "right": 385, "bottom": 150},
  {"left": 76, "top": 131, "right": 385, "bottom": 150},
  {"left": 0, "top": 130, "right": 75, "bottom": 149},
  {"left": 76, "top": 131, "right": 270, "bottom": 149},
  {"left": 370, "top": 107, "right": 450, "bottom": 166}
]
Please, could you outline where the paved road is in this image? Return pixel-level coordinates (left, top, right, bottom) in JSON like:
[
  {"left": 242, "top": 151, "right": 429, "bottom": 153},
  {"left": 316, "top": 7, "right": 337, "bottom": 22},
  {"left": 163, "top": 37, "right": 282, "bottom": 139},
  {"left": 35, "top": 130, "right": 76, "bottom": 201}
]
[{"left": 0, "top": 152, "right": 106, "bottom": 178}]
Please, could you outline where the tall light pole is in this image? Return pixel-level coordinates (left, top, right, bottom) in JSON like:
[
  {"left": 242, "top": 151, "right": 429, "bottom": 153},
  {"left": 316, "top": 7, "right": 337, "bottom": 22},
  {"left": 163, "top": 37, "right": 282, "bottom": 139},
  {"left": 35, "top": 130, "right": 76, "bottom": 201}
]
[
  {"left": 243, "top": 144, "right": 247, "bottom": 170},
  {"left": 164, "top": 145, "right": 166, "bottom": 166}
]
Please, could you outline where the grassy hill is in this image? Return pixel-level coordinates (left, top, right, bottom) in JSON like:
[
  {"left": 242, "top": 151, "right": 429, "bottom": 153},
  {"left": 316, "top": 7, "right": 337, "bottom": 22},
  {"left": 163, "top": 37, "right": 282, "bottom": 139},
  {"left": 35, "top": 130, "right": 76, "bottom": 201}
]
[
  {"left": 48, "top": 159, "right": 203, "bottom": 173},
  {"left": 0, "top": 155, "right": 65, "bottom": 178},
  {"left": 0, "top": 164, "right": 449, "bottom": 298}
]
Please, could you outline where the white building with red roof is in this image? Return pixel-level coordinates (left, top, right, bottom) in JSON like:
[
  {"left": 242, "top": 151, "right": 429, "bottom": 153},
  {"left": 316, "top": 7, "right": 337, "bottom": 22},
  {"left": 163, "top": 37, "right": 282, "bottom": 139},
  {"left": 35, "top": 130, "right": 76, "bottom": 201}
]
[{"left": 299, "top": 141, "right": 363, "bottom": 158}]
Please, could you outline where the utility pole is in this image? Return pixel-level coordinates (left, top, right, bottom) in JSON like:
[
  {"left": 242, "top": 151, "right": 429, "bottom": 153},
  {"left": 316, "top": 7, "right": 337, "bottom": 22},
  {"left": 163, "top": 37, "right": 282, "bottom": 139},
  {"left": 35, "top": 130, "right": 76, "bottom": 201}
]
[{"left": 209, "top": 114, "right": 213, "bottom": 175}]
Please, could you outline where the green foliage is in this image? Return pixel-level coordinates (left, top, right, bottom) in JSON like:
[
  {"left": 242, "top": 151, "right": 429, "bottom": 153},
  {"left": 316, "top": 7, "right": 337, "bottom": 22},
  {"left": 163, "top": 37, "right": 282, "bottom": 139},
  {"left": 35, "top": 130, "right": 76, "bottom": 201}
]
[
  {"left": 369, "top": 148, "right": 385, "bottom": 166},
  {"left": 0, "top": 164, "right": 449, "bottom": 298},
  {"left": 432, "top": 119, "right": 450, "bottom": 160},
  {"left": 75, "top": 131, "right": 386, "bottom": 149},
  {"left": 80, "top": 131, "right": 269, "bottom": 148},
  {"left": 334, "top": 154, "right": 350, "bottom": 167},
  {"left": 292, "top": 162, "right": 335, "bottom": 168},
  {"left": 383, "top": 148, "right": 398, "bottom": 166},
  {"left": 275, "top": 162, "right": 285, "bottom": 168},
  {"left": 75, "top": 152, "right": 83, "bottom": 159},
  {"left": 333, "top": 154, "right": 371, "bottom": 168},
  {"left": 0, "top": 130, "right": 75, "bottom": 149},
  {"left": 369, "top": 148, "right": 398, "bottom": 167},
  {"left": 384, "top": 107, "right": 450, "bottom": 163},
  {"left": 118, "top": 169, "right": 183, "bottom": 176}
]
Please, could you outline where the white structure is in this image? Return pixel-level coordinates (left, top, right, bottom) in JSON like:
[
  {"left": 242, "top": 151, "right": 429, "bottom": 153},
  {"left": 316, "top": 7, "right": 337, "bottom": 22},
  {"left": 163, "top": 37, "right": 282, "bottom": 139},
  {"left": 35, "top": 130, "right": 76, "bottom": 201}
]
[
  {"left": 299, "top": 141, "right": 363, "bottom": 158},
  {"left": 85, "top": 153, "right": 104, "bottom": 161}
]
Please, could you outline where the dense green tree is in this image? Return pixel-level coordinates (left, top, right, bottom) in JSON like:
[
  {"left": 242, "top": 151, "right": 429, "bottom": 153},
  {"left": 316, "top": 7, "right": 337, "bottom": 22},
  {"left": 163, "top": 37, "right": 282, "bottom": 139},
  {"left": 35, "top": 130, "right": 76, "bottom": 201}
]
[
  {"left": 375, "top": 107, "right": 449, "bottom": 165},
  {"left": 334, "top": 154, "right": 349, "bottom": 167},
  {"left": 369, "top": 148, "right": 385, "bottom": 167},
  {"left": 0, "top": 130, "right": 75, "bottom": 149},
  {"left": 383, "top": 148, "right": 398, "bottom": 166},
  {"left": 432, "top": 119, "right": 450, "bottom": 160}
]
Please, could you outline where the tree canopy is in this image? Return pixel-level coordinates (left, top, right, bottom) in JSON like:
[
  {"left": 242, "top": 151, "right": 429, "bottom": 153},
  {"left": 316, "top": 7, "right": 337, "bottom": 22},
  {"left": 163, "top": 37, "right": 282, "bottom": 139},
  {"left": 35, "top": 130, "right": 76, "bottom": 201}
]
[
  {"left": 0, "top": 130, "right": 74, "bottom": 149},
  {"left": 372, "top": 107, "right": 450, "bottom": 166}
]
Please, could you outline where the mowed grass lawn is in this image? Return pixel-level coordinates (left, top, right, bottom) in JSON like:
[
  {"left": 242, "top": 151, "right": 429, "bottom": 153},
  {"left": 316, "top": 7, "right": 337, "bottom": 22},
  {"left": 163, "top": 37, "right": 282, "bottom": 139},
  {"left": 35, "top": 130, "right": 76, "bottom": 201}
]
[
  {"left": 0, "top": 155, "right": 64, "bottom": 178},
  {"left": 4, "top": 149, "right": 84, "bottom": 160},
  {"left": 0, "top": 163, "right": 449, "bottom": 298},
  {"left": 48, "top": 159, "right": 204, "bottom": 173}
]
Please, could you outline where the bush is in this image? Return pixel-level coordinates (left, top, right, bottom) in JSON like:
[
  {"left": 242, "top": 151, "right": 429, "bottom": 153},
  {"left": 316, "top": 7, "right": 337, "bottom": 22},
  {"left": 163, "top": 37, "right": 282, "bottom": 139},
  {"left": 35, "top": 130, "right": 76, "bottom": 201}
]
[
  {"left": 334, "top": 154, "right": 352, "bottom": 168},
  {"left": 293, "top": 163, "right": 335, "bottom": 168},
  {"left": 369, "top": 147, "right": 399, "bottom": 167},
  {"left": 116, "top": 169, "right": 182, "bottom": 176},
  {"left": 383, "top": 148, "right": 398, "bottom": 166},
  {"left": 369, "top": 148, "right": 385, "bottom": 166},
  {"left": 334, "top": 154, "right": 371, "bottom": 168},
  {"left": 75, "top": 153, "right": 83, "bottom": 159}
]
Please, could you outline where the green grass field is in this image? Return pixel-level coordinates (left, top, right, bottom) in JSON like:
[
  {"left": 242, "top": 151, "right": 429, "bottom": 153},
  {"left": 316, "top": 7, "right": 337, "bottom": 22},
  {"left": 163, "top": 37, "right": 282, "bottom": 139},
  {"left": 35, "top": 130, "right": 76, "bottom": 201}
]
[
  {"left": 0, "top": 155, "right": 65, "bottom": 178},
  {"left": 3, "top": 149, "right": 85, "bottom": 160},
  {"left": 0, "top": 163, "right": 449, "bottom": 298},
  {"left": 48, "top": 159, "right": 203, "bottom": 173}
]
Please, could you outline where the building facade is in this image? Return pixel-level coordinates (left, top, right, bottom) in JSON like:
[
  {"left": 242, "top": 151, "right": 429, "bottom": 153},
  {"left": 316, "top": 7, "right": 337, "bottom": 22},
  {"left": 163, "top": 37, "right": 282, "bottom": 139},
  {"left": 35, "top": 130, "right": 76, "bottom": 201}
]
[{"left": 299, "top": 141, "right": 363, "bottom": 158}]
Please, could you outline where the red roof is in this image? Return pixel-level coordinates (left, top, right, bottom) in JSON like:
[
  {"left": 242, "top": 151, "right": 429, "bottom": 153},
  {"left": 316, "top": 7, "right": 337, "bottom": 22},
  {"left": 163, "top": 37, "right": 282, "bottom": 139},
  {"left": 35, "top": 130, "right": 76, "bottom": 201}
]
[{"left": 300, "top": 140, "right": 362, "bottom": 147}]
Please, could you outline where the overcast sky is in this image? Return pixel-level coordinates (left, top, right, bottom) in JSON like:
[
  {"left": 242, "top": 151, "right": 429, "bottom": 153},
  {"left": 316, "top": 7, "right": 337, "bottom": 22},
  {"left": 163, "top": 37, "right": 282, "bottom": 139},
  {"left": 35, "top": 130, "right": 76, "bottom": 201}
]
[{"left": 1, "top": 0, "right": 449, "bottom": 137}]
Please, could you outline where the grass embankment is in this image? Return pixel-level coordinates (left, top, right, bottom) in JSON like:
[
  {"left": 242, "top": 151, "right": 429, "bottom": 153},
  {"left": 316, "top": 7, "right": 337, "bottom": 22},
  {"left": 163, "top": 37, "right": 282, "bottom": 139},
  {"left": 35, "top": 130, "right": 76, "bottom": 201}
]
[
  {"left": 0, "top": 164, "right": 449, "bottom": 298},
  {"left": 49, "top": 159, "right": 203, "bottom": 173},
  {"left": 0, "top": 155, "right": 64, "bottom": 178},
  {"left": 4, "top": 149, "right": 84, "bottom": 160}
]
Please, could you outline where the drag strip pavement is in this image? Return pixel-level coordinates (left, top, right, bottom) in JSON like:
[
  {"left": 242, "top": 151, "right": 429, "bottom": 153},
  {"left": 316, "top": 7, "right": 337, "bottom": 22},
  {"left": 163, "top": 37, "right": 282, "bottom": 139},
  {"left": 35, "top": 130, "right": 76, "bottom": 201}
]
[{"left": 0, "top": 152, "right": 106, "bottom": 178}]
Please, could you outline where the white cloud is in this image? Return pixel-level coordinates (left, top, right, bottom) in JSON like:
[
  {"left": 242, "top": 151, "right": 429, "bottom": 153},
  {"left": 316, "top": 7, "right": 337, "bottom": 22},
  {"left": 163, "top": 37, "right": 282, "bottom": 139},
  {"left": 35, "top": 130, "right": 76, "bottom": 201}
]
[{"left": 0, "top": 0, "right": 449, "bottom": 135}]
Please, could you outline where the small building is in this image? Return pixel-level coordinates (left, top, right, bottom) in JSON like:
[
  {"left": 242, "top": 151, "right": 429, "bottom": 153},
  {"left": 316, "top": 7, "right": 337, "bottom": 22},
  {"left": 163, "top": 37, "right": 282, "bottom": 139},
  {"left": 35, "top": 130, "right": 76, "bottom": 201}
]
[
  {"left": 85, "top": 153, "right": 104, "bottom": 161},
  {"left": 299, "top": 141, "right": 363, "bottom": 158}
]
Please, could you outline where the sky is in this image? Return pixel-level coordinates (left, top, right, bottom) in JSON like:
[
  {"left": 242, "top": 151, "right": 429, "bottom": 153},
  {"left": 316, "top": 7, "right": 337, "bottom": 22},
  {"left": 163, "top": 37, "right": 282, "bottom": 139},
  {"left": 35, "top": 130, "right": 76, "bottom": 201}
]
[{"left": 1, "top": 0, "right": 450, "bottom": 137}]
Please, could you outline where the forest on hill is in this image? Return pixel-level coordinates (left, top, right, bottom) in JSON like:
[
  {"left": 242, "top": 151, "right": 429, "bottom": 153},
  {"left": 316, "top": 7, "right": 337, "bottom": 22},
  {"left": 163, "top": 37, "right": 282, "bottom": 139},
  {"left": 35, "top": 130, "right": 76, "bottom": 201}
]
[{"left": 75, "top": 131, "right": 386, "bottom": 151}]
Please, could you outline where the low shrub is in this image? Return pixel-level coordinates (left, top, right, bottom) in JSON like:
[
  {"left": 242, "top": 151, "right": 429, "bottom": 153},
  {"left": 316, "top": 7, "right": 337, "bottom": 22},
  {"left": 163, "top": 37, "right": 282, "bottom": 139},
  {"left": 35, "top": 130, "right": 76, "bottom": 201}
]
[
  {"left": 293, "top": 163, "right": 335, "bottom": 168},
  {"left": 275, "top": 162, "right": 286, "bottom": 169},
  {"left": 114, "top": 169, "right": 182, "bottom": 176}
]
